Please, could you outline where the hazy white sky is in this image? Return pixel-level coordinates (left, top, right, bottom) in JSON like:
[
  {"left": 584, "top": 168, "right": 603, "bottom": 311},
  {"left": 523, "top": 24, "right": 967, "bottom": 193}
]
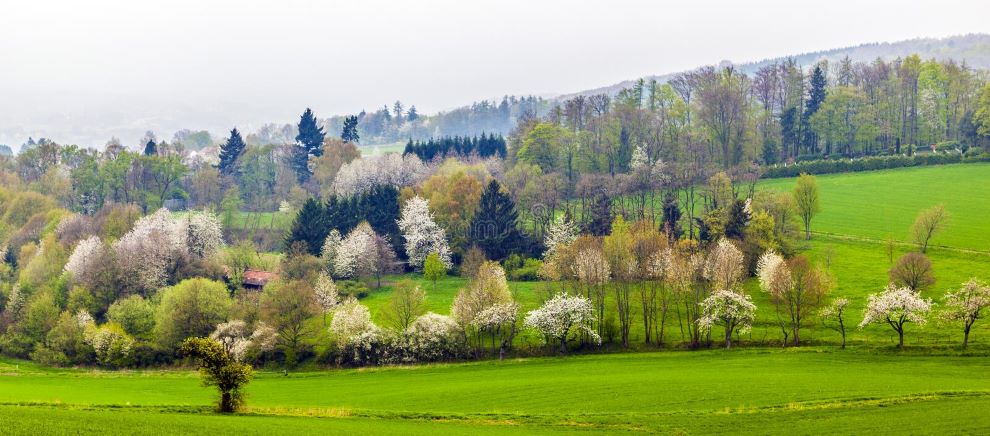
[{"left": 1, "top": 0, "right": 988, "bottom": 147}]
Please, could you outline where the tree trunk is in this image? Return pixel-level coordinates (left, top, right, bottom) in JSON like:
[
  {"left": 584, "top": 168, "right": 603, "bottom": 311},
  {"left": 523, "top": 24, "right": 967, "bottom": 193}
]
[
  {"left": 963, "top": 325, "right": 971, "bottom": 348},
  {"left": 898, "top": 329, "right": 904, "bottom": 348},
  {"left": 724, "top": 325, "right": 733, "bottom": 350},
  {"left": 220, "top": 391, "right": 234, "bottom": 413}
]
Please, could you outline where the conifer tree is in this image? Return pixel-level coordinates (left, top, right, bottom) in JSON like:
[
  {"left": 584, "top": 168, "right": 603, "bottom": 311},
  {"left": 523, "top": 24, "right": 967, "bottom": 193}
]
[
  {"left": 218, "top": 128, "right": 246, "bottom": 176},
  {"left": 802, "top": 65, "right": 827, "bottom": 152},
  {"left": 341, "top": 115, "right": 360, "bottom": 144},
  {"left": 286, "top": 198, "right": 329, "bottom": 255},
  {"left": 469, "top": 180, "right": 524, "bottom": 260},
  {"left": 144, "top": 139, "right": 157, "bottom": 156},
  {"left": 293, "top": 108, "right": 326, "bottom": 182}
]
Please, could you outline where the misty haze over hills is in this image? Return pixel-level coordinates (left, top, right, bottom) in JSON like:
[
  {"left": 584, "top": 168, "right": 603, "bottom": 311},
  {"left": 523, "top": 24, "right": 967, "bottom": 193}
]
[{"left": 3, "top": 34, "right": 989, "bottom": 151}]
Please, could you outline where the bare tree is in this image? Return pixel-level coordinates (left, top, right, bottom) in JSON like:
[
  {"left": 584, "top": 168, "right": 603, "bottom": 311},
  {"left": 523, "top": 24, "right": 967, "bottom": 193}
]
[
  {"left": 910, "top": 205, "right": 949, "bottom": 253},
  {"left": 889, "top": 252, "right": 935, "bottom": 292}
]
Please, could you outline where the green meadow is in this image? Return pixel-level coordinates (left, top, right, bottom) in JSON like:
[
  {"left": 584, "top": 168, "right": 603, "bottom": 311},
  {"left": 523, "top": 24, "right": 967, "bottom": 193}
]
[
  {"left": 5, "top": 163, "right": 990, "bottom": 434},
  {"left": 3, "top": 350, "right": 990, "bottom": 434}
]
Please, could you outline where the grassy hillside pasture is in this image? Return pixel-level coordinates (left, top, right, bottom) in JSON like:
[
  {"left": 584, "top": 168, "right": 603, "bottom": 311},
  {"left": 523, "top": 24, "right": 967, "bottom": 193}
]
[
  {"left": 758, "top": 163, "right": 990, "bottom": 251},
  {"left": 2, "top": 350, "right": 989, "bottom": 434}
]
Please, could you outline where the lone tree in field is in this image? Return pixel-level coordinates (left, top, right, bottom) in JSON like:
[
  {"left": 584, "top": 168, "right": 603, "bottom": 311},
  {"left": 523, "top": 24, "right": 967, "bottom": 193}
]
[
  {"left": 792, "top": 173, "right": 820, "bottom": 240},
  {"left": 698, "top": 290, "right": 757, "bottom": 349},
  {"left": 820, "top": 297, "right": 850, "bottom": 349},
  {"left": 758, "top": 250, "right": 830, "bottom": 346},
  {"left": 940, "top": 279, "right": 990, "bottom": 348},
  {"left": 889, "top": 252, "right": 935, "bottom": 292},
  {"left": 423, "top": 252, "right": 447, "bottom": 292},
  {"left": 910, "top": 205, "right": 949, "bottom": 253},
  {"left": 181, "top": 337, "right": 253, "bottom": 413},
  {"left": 859, "top": 285, "right": 932, "bottom": 348}
]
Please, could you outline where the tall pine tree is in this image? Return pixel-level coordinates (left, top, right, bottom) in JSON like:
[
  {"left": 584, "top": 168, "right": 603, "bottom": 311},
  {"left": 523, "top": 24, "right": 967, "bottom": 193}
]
[
  {"left": 218, "top": 128, "right": 246, "bottom": 176},
  {"left": 802, "top": 65, "right": 827, "bottom": 153},
  {"left": 286, "top": 198, "right": 329, "bottom": 255},
  {"left": 341, "top": 115, "right": 360, "bottom": 144},
  {"left": 469, "top": 180, "right": 524, "bottom": 261},
  {"left": 293, "top": 108, "right": 326, "bottom": 182}
]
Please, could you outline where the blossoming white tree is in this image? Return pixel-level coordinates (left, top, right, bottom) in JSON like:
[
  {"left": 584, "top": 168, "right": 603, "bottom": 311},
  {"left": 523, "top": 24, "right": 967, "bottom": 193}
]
[
  {"left": 209, "top": 320, "right": 277, "bottom": 362},
  {"left": 698, "top": 289, "right": 757, "bottom": 349},
  {"left": 313, "top": 272, "right": 339, "bottom": 325},
  {"left": 451, "top": 261, "right": 516, "bottom": 355},
  {"left": 819, "top": 297, "right": 850, "bottom": 348},
  {"left": 859, "top": 284, "right": 933, "bottom": 348},
  {"left": 940, "top": 278, "right": 990, "bottom": 348},
  {"left": 398, "top": 196, "right": 452, "bottom": 269},
  {"left": 330, "top": 299, "right": 378, "bottom": 344},
  {"left": 184, "top": 211, "right": 224, "bottom": 257},
  {"left": 320, "top": 229, "right": 342, "bottom": 274},
  {"left": 114, "top": 208, "right": 187, "bottom": 292},
  {"left": 333, "top": 222, "right": 376, "bottom": 279},
  {"left": 544, "top": 214, "right": 579, "bottom": 257},
  {"left": 332, "top": 153, "right": 428, "bottom": 197},
  {"left": 573, "top": 247, "right": 610, "bottom": 339},
  {"left": 703, "top": 238, "right": 745, "bottom": 291},
  {"left": 64, "top": 236, "right": 106, "bottom": 284},
  {"left": 404, "top": 312, "right": 463, "bottom": 361},
  {"left": 524, "top": 293, "right": 600, "bottom": 353}
]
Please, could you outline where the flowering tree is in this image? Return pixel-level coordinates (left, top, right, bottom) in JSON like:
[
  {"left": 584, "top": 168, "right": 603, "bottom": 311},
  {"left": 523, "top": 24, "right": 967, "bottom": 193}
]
[
  {"left": 524, "top": 293, "right": 599, "bottom": 353},
  {"left": 451, "top": 261, "right": 516, "bottom": 354},
  {"left": 404, "top": 312, "right": 464, "bottom": 362},
  {"left": 64, "top": 236, "right": 105, "bottom": 284},
  {"left": 184, "top": 211, "right": 224, "bottom": 257},
  {"left": 757, "top": 251, "right": 829, "bottom": 346},
  {"left": 471, "top": 302, "right": 519, "bottom": 358},
  {"left": 544, "top": 214, "right": 579, "bottom": 257},
  {"left": 698, "top": 290, "right": 757, "bottom": 349},
  {"left": 332, "top": 153, "right": 428, "bottom": 197},
  {"left": 115, "top": 208, "right": 186, "bottom": 293},
  {"left": 820, "top": 297, "right": 850, "bottom": 349},
  {"left": 398, "top": 196, "right": 452, "bottom": 269},
  {"left": 209, "top": 320, "right": 277, "bottom": 362},
  {"left": 703, "top": 238, "right": 745, "bottom": 291},
  {"left": 330, "top": 299, "right": 378, "bottom": 344},
  {"left": 333, "top": 222, "right": 376, "bottom": 279},
  {"left": 859, "top": 285, "right": 933, "bottom": 348},
  {"left": 940, "top": 279, "right": 990, "bottom": 348},
  {"left": 313, "top": 272, "right": 340, "bottom": 325},
  {"left": 573, "top": 247, "right": 610, "bottom": 339},
  {"left": 320, "top": 229, "right": 342, "bottom": 274}
]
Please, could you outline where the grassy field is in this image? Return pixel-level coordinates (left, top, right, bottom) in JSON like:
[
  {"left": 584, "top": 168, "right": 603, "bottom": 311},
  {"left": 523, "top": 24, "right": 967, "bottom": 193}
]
[
  {"left": 3, "top": 350, "right": 990, "bottom": 434},
  {"left": 758, "top": 163, "right": 990, "bottom": 251}
]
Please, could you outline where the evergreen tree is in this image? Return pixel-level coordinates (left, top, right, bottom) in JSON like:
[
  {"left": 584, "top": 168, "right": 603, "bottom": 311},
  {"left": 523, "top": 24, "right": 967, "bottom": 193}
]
[
  {"left": 218, "top": 128, "right": 246, "bottom": 176},
  {"left": 587, "top": 188, "right": 613, "bottom": 236},
  {"left": 341, "top": 115, "right": 360, "bottom": 144},
  {"left": 469, "top": 180, "right": 524, "bottom": 260},
  {"left": 802, "top": 65, "right": 827, "bottom": 153},
  {"left": 293, "top": 108, "right": 326, "bottom": 182},
  {"left": 724, "top": 199, "right": 750, "bottom": 240},
  {"left": 406, "top": 105, "right": 418, "bottom": 122},
  {"left": 144, "top": 139, "right": 157, "bottom": 156},
  {"left": 661, "top": 192, "right": 683, "bottom": 240},
  {"left": 286, "top": 198, "right": 329, "bottom": 255}
]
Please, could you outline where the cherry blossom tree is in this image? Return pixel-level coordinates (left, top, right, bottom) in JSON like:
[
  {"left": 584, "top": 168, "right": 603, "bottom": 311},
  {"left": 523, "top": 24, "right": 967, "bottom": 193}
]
[
  {"left": 320, "top": 229, "right": 342, "bottom": 274},
  {"left": 757, "top": 251, "right": 830, "bottom": 346},
  {"left": 313, "top": 272, "right": 340, "bottom": 325},
  {"left": 184, "top": 211, "right": 224, "bottom": 257},
  {"left": 703, "top": 238, "right": 745, "bottom": 291},
  {"left": 820, "top": 297, "right": 850, "bottom": 348},
  {"left": 404, "top": 312, "right": 464, "bottom": 362},
  {"left": 333, "top": 222, "right": 376, "bottom": 279},
  {"left": 573, "top": 247, "right": 610, "bottom": 339},
  {"left": 209, "top": 320, "right": 277, "bottom": 362},
  {"left": 330, "top": 299, "right": 378, "bottom": 344},
  {"left": 398, "top": 196, "right": 452, "bottom": 269},
  {"left": 524, "top": 293, "right": 599, "bottom": 353},
  {"left": 64, "top": 236, "right": 107, "bottom": 285},
  {"left": 940, "top": 279, "right": 990, "bottom": 348},
  {"left": 698, "top": 289, "right": 756, "bottom": 349},
  {"left": 544, "top": 214, "right": 579, "bottom": 257},
  {"left": 859, "top": 285, "right": 933, "bottom": 348},
  {"left": 332, "top": 153, "right": 428, "bottom": 197},
  {"left": 451, "top": 261, "right": 516, "bottom": 354}
]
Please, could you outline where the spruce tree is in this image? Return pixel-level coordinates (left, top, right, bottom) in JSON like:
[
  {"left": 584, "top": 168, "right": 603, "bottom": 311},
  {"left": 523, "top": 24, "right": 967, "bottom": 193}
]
[
  {"left": 286, "top": 198, "right": 329, "bottom": 255},
  {"left": 661, "top": 192, "right": 683, "bottom": 240},
  {"left": 144, "top": 139, "right": 157, "bottom": 156},
  {"left": 469, "top": 180, "right": 524, "bottom": 260},
  {"left": 587, "top": 189, "right": 613, "bottom": 236},
  {"left": 341, "top": 115, "right": 360, "bottom": 144},
  {"left": 293, "top": 108, "right": 326, "bottom": 182},
  {"left": 802, "top": 65, "right": 827, "bottom": 153},
  {"left": 218, "top": 128, "right": 246, "bottom": 176}
]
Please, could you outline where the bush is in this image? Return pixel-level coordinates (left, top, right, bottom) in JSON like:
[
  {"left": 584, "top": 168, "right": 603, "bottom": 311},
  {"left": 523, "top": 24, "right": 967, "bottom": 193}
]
[
  {"left": 510, "top": 258, "right": 543, "bottom": 281},
  {"left": 337, "top": 280, "right": 369, "bottom": 299},
  {"left": 762, "top": 152, "right": 990, "bottom": 179}
]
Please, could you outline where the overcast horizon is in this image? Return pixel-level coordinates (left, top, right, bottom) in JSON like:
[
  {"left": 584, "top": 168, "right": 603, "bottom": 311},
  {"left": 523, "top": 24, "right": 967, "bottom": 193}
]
[{"left": 2, "top": 0, "right": 989, "bottom": 149}]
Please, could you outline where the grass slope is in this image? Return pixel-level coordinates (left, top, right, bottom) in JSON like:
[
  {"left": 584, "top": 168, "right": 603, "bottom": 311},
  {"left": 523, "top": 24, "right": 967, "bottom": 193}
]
[
  {"left": 2, "top": 350, "right": 989, "bottom": 434},
  {"left": 758, "top": 163, "right": 990, "bottom": 251}
]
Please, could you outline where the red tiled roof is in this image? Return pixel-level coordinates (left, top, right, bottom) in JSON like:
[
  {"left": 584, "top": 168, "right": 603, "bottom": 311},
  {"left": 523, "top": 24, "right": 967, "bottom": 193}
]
[{"left": 243, "top": 269, "right": 278, "bottom": 287}]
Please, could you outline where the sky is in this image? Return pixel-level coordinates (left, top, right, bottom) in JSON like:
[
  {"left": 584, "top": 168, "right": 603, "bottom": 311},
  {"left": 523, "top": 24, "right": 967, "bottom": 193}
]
[{"left": 2, "top": 0, "right": 988, "bottom": 148}]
